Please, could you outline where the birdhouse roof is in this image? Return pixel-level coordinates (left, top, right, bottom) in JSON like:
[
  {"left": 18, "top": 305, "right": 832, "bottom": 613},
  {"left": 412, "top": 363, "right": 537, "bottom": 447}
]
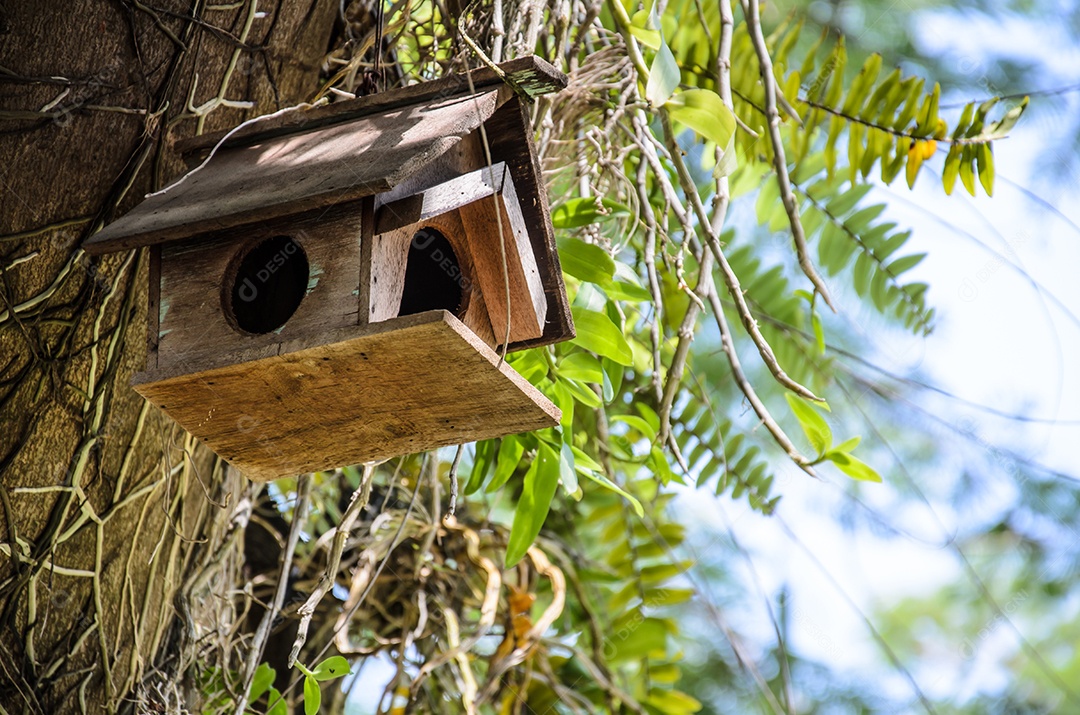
[{"left": 83, "top": 57, "right": 567, "bottom": 255}]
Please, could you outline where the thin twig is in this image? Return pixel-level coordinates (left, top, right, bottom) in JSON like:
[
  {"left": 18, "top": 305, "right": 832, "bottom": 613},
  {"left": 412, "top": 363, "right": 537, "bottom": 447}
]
[
  {"left": 445, "top": 444, "right": 465, "bottom": 518},
  {"left": 659, "top": 111, "right": 823, "bottom": 402},
  {"left": 742, "top": 0, "right": 835, "bottom": 311},
  {"left": 701, "top": 269, "right": 815, "bottom": 474},
  {"left": 234, "top": 474, "right": 312, "bottom": 715},
  {"left": 288, "top": 464, "right": 376, "bottom": 666}
]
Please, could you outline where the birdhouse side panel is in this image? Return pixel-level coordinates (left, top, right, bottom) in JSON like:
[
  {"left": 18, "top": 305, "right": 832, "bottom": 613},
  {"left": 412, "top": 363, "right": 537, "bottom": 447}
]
[
  {"left": 371, "top": 164, "right": 546, "bottom": 348},
  {"left": 155, "top": 205, "right": 364, "bottom": 374},
  {"left": 456, "top": 179, "right": 547, "bottom": 345},
  {"left": 481, "top": 98, "right": 574, "bottom": 349}
]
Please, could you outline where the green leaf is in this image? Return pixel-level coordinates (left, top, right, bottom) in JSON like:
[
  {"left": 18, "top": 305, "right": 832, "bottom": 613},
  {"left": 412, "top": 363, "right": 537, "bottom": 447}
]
[
  {"left": 649, "top": 446, "right": 676, "bottom": 485},
  {"left": 870, "top": 270, "right": 889, "bottom": 312},
  {"left": 646, "top": 688, "right": 703, "bottom": 714},
  {"left": 811, "top": 312, "right": 825, "bottom": 355},
  {"left": 605, "top": 280, "right": 652, "bottom": 302},
  {"left": 267, "top": 688, "right": 287, "bottom": 715},
  {"left": 785, "top": 393, "right": 832, "bottom": 455},
  {"left": 570, "top": 308, "right": 633, "bottom": 366},
  {"left": 311, "top": 656, "right": 350, "bottom": 682},
  {"left": 645, "top": 587, "right": 695, "bottom": 606},
  {"left": 853, "top": 251, "right": 873, "bottom": 297},
  {"left": 827, "top": 451, "right": 883, "bottom": 483},
  {"left": 551, "top": 198, "right": 628, "bottom": 229},
  {"left": 825, "top": 183, "right": 872, "bottom": 217},
  {"left": 562, "top": 376, "right": 603, "bottom": 408},
  {"left": 558, "top": 352, "right": 604, "bottom": 383},
  {"left": 486, "top": 437, "right": 524, "bottom": 493},
  {"left": 553, "top": 380, "right": 575, "bottom": 431},
  {"left": 977, "top": 143, "right": 994, "bottom": 196},
  {"left": 646, "top": 40, "right": 680, "bottom": 106},
  {"left": 249, "top": 663, "right": 276, "bottom": 703},
  {"left": 959, "top": 145, "right": 977, "bottom": 196},
  {"left": 942, "top": 143, "right": 962, "bottom": 195},
  {"left": 667, "top": 89, "right": 737, "bottom": 161},
  {"left": 579, "top": 468, "right": 644, "bottom": 516},
  {"left": 558, "top": 238, "right": 615, "bottom": 285},
  {"left": 465, "top": 439, "right": 495, "bottom": 495},
  {"left": 841, "top": 53, "right": 882, "bottom": 117},
  {"left": 886, "top": 252, "right": 925, "bottom": 278},
  {"left": 606, "top": 616, "right": 669, "bottom": 662},
  {"left": 603, "top": 357, "right": 624, "bottom": 398},
  {"left": 303, "top": 676, "right": 321, "bottom": 715},
  {"left": 755, "top": 177, "right": 781, "bottom": 227},
  {"left": 830, "top": 436, "right": 861, "bottom": 454},
  {"left": 628, "top": 8, "right": 676, "bottom": 49},
  {"left": 611, "top": 414, "right": 658, "bottom": 443},
  {"left": 570, "top": 445, "right": 602, "bottom": 471},
  {"left": 559, "top": 441, "right": 580, "bottom": 497},
  {"left": 505, "top": 444, "right": 561, "bottom": 566}
]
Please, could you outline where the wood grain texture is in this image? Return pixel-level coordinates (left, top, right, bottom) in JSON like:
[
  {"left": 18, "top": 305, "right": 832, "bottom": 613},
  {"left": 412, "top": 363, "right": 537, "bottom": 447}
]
[
  {"left": 457, "top": 175, "right": 547, "bottom": 344},
  {"left": 373, "top": 163, "right": 546, "bottom": 346},
  {"left": 174, "top": 56, "right": 568, "bottom": 159},
  {"left": 156, "top": 202, "right": 363, "bottom": 373},
  {"left": 372, "top": 123, "right": 489, "bottom": 209},
  {"left": 482, "top": 98, "right": 574, "bottom": 349},
  {"left": 133, "top": 311, "right": 560, "bottom": 482},
  {"left": 84, "top": 89, "right": 503, "bottom": 255},
  {"left": 369, "top": 209, "right": 497, "bottom": 347},
  {"left": 376, "top": 159, "right": 509, "bottom": 233}
]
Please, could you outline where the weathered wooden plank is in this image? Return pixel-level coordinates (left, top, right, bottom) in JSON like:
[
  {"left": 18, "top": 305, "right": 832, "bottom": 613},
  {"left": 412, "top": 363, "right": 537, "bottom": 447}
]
[
  {"left": 132, "top": 311, "right": 560, "bottom": 482},
  {"left": 84, "top": 89, "right": 504, "bottom": 255},
  {"left": 156, "top": 201, "right": 364, "bottom": 373},
  {"left": 483, "top": 98, "right": 575, "bottom": 349},
  {"left": 376, "top": 161, "right": 509, "bottom": 234},
  {"left": 456, "top": 177, "right": 547, "bottom": 344},
  {"left": 369, "top": 208, "right": 497, "bottom": 347},
  {"left": 373, "top": 125, "right": 489, "bottom": 216},
  {"left": 174, "top": 56, "right": 567, "bottom": 160}
]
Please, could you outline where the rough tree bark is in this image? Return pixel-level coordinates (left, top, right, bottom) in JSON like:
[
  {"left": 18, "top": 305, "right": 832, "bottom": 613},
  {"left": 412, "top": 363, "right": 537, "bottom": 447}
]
[{"left": 0, "top": 2, "right": 338, "bottom": 712}]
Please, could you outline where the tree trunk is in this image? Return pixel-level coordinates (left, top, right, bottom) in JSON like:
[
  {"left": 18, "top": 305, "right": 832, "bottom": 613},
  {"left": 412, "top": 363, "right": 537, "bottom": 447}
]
[{"left": 0, "top": 2, "right": 337, "bottom": 711}]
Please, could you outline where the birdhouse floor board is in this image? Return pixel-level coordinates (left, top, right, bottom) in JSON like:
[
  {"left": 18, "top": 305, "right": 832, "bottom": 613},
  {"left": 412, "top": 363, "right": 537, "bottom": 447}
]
[{"left": 132, "top": 310, "right": 560, "bottom": 482}]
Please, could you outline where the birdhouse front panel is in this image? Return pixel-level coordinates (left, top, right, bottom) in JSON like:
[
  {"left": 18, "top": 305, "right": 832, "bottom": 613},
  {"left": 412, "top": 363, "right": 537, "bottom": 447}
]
[
  {"left": 370, "top": 162, "right": 547, "bottom": 350},
  {"left": 82, "top": 56, "right": 575, "bottom": 481},
  {"left": 153, "top": 202, "right": 364, "bottom": 373}
]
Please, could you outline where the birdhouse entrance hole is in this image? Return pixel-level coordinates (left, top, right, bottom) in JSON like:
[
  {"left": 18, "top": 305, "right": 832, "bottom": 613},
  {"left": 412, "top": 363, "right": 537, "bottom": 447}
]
[
  {"left": 226, "top": 235, "right": 309, "bottom": 335},
  {"left": 397, "top": 227, "right": 468, "bottom": 318}
]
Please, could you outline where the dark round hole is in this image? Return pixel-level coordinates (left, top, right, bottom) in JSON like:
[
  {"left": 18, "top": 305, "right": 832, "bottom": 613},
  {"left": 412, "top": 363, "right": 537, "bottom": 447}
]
[
  {"left": 397, "top": 228, "right": 466, "bottom": 317},
  {"left": 227, "top": 235, "right": 309, "bottom": 334}
]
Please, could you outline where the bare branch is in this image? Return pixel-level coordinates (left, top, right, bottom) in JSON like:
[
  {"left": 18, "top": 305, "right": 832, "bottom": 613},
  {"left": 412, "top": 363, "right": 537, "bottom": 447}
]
[
  {"left": 234, "top": 473, "right": 312, "bottom": 715},
  {"left": 742, "top": 0, "right": 836, "bottom": 311}
]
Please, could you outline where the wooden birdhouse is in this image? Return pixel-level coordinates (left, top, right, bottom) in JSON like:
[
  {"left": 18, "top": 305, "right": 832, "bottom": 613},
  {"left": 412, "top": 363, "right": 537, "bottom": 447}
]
[{"left": 83, "top": 57, "right": 574, "bottom": 482}]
